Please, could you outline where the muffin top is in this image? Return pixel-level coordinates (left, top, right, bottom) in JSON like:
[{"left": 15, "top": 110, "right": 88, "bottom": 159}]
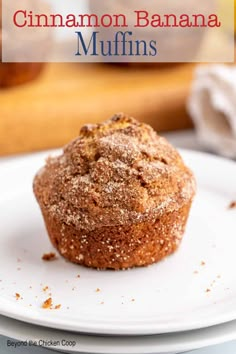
[{"left": 33, "top": 113, "right": 196, "bottom": 232}]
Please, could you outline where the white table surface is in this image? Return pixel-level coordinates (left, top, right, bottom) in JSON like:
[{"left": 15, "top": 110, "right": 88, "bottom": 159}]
[{"left": 0, "top": 130, "right": 236, "bottom": 354}]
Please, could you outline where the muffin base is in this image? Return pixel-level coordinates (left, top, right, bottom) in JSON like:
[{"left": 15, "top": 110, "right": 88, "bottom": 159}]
[{"left": 41, "top": 202, "right": 192, "bottom": 270}]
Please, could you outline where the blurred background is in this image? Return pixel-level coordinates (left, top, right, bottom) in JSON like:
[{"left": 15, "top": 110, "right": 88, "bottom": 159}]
[{"left": 0, "top": 0, "right": 235, "bottom": 157}]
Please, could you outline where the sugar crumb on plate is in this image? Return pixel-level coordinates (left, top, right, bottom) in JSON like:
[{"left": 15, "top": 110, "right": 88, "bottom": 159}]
[
  {"left": 42, "top": 297, "right": 52, "bottom": 309},
  {"left": 42, "top": 252, "right": 57, "bottom": 261},
  {"left": 42, "top": 297, "right": 61, "bottom": 310},
  {"left": 228, "top": 201, "right": 236, "bottom": 209},
  {"left": 15, "top": 293, "right": 21, "bottom": 300}
]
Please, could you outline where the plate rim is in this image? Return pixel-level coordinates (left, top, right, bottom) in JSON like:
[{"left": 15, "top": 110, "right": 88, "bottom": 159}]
[{"left": 1, "top": 314, "right": 236, "bottom": 354}]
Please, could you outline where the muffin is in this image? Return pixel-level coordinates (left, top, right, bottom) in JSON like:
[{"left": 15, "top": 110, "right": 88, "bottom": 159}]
[
  {"left": 0, "top": 62, "right": 45, "bottom": 88},
  {"left": 33, "top": 114, "right": 196, "bottom": 270},
  {"left": 0, "top": 0, "right": 49, "bottom": 88}
]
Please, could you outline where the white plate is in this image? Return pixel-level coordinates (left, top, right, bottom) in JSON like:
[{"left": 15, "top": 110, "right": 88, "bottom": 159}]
[
  {"left": 0, "top": 150, "right": 236, "bottom": 335},
  {"left": 1, "top": 314, "right": 236, "bottom": 354}
]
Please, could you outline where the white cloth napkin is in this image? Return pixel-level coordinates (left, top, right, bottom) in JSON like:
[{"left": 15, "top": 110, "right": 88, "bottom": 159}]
[{"left": 187, "top": 65, "right": 236, "bottom": 158}]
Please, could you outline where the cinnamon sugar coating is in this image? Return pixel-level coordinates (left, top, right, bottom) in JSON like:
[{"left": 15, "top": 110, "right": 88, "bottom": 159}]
[{"left": 33, "top": 113, "right": 196, "bottom": 269}]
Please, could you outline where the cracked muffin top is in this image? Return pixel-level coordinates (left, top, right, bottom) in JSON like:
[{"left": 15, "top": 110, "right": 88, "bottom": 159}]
[{"left": 33, "top": 113, "right": 196, "bottom": 232}]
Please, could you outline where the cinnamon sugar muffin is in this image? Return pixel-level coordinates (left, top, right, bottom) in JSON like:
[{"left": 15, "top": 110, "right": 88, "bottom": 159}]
[{"left": 33, "top": 114, "right": 196, "bottom": 270}]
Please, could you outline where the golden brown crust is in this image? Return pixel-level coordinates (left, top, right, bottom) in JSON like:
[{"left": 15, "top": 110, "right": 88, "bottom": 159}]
[
  {"left": 41, "top": 202, "right": 192, "bottom": 270},
  {"left": 33, "top": 113, "right": 196, "bottom": 269}
]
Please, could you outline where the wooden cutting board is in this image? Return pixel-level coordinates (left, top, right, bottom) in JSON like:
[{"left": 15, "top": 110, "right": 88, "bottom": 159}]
[{"left": 0, "top": 62, "right": 194, "bottom": 156}]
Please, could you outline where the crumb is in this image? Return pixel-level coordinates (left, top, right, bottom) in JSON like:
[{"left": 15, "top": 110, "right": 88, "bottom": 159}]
[
  {"left": 131, "top": 298, "right": 135, "bottom": 302},
  {"left": 77, "top": 274, "right": 80, "bottom": 278},
  {"left": 48, "top": 292, "right": 52, "bottom": 296},
  {"left": 95, "top": 288, "right": 101, "bottom": 292},
  {"left": 43, "top": 286, "right": 49, "bottom": 292},
  {"left": 100, "top": 301, "right": 104, "bottom": 305},
  {"left": 193, "top": 270, "right": 198, "bottom": 274},
  {"left": 66, "top": 306, "right": 70, "bottom": 310},
  {"left": 206, "top": 288, "right": 211, "bottom": 293},
  {"left": 201, "top": 261, "right": 205, "bottom": 266},
  {"left": 15, "top": 293, "right": 21, "bottom": 300},
  {"left": 17, "top": 258, "right": 21, "bottom": 263},
  {"left": 0, "top": 280, "right": 2, "bottom": 282},
  {"left": 42, "top": 297, "right": 52, "bottom": 309},
  {"left": 228, "top": 201, "right": 236, "bottom": 209},
  {"left": 29, "top": 304, "right": 32, "bottom": 307},
  {"left": 17, "top": 267, "right": 21, "bottom": 271},
  {"left": 72, "top": 287, "right": 76, "bottom": 291},
  {"left": 42, "top": 252, "right": 57, "bottom": 261},
  {"left": 55, "top": 304, "right": 61, "bottom": 309},
  {"left": 29, "top": 286, "right": 32, "bottom": 289},
  {"left": 217, "top": 275, "right": 221, "bottom": 279},
  {"left": 35, "top": 296, "right": 38, "bottom": 299}
]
